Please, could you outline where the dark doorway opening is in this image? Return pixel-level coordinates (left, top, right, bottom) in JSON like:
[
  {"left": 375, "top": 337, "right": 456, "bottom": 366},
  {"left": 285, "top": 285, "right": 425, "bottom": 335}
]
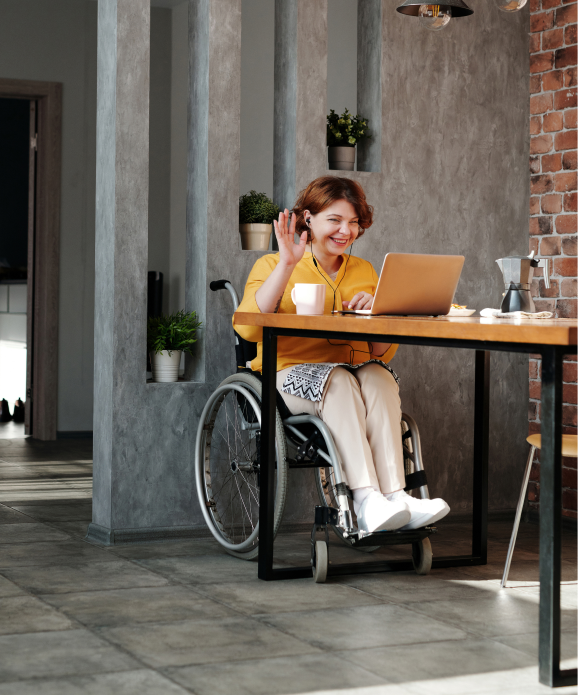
[{"left": 0, "top": 97, "right": 33, "bottom": 439}]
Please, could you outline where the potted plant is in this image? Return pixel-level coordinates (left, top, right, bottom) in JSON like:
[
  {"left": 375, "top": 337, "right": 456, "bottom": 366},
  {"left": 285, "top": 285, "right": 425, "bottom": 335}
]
[
  {"left": 239, "top": 191, "right": 280, "bottom": 250},
  {"left": 327, "top": 108, "right": 370, "bottom": 171},
  {"left": 147, "top": 310, "right": 202, "bottom": 382}
]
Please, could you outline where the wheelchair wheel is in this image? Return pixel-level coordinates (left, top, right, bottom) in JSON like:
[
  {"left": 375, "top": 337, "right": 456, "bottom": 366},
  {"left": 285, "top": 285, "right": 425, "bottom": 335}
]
[
  {"left": 314, "top": 466, "right": 379, "bottom": 553},
  {"left": 312, "top": 540, "right": 328, "bottom": 583},
  {"left": 412, "top": 537, "right": 433, "bottom": 575},
  {"left": 195, "top": 372, "right": 287, "bottom": 560}
]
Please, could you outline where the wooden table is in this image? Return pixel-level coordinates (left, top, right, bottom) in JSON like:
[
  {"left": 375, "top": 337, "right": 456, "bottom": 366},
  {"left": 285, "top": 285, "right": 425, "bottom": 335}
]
[{"left": 233, "top": 313, "right": 577, "bottom": 688}]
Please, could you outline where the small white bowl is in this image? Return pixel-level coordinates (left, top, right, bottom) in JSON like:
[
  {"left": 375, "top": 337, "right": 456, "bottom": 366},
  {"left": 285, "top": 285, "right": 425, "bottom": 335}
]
[{"left": 446, "top": 308, "right": 476, "bottom": 317}]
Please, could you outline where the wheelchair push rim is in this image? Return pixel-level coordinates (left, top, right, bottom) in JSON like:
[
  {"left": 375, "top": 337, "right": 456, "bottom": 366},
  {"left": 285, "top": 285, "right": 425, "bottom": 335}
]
[{"left": 194, "top": 375, "right": 287, "bottom": 556}]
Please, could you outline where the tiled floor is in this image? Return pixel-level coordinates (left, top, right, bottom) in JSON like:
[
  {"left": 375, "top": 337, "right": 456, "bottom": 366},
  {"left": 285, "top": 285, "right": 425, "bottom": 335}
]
[{"left": 0, "top": 437, "right": 577, "bottom": 695}]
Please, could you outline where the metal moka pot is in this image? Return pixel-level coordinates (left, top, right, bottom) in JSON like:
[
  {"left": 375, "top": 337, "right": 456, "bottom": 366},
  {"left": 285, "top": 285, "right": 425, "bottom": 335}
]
[{"left": 495, "top": 251, "right": 550, "bottom": 313}]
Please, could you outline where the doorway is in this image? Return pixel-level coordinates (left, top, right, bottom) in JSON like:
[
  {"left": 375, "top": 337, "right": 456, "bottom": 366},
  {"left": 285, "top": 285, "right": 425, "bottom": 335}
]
[{"left": 0, "top": 78, "right": 62, "bottom": 441}]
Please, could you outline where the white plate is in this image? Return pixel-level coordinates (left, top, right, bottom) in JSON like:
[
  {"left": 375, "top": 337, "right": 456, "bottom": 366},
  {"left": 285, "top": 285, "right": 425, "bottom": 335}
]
[{"left": 446, "top": 308, "right": 476, "bottom": 317}]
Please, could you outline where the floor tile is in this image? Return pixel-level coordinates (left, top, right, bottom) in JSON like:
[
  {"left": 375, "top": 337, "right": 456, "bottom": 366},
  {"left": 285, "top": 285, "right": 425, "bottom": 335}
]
[
  {"left": 9, "top": 504, "right": 92, "bottom": 522},
  {"left": 0, "top": 505, "right": 36, "bottom": 525},
  {"left": 339, "top": 570, "right": 504, "bottom": 604},
  {"left": 337, "top": 637, "right": 535, "bottom": 684},
  {"left": 0, "top": 523, "right": 70, "bottom": 544},
  {"left": 42, "top": 585, "right": 237, "bottom": 627},
  {"left": 0, "top": 576, "right": 25, "bottom": 598},
  {"left": 2, "top": 560, "right": 169, "bottom": 594},
  {"left": 167, "top": 652, "right": 387, "bottom": 695},
  {"left": 0, "top": 541, "right": 115, "bottom": 568},
  {"left": 262, "top": 603, "right": 466, "bottom": 651},
  {"left": 107, "top": 538, "right": 225, "bottom": 560},
  {"left": 0, "top": 596, "right": 77, "bottom": 635},
  {"left": 493, "top": 628, "right": 578, "bottom": 662},
  {"left": 137, "top": 554, "right": 259, "bottom": 584},
  {"left": 195, "top": 576, "right": 383, "bottom": 614},
  {"left": 508, "top": 582, "right": 578, "bottom": 610},
  {"left": 0, "top": 670, "right": 190, "bottom": 695},
  {"left": 407, "top": 593, "right": 577, "bottom": 638},
  {"left": 453, "top": 559, "right": 578, "bottom": 584},
  {"left": 0, "top": 629, "right": 140, "bottom": 681},
  {"left": 47, "top": 521, "right": 90, "bottom": 538},
  {"left": 100, "top": 616, "right": 315, "bottom": 667}
]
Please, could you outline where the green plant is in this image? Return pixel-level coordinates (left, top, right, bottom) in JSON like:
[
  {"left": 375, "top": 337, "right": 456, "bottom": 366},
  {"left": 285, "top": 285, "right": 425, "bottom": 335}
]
[
  {"left": 327, "top": 108, "right": 370, "bottom": 147},
  {"left": 147, "top": 310, "right": 202, "bottom": 356},
  {"left": 239, "top": 190, "right": 280, "bottom": 225}
]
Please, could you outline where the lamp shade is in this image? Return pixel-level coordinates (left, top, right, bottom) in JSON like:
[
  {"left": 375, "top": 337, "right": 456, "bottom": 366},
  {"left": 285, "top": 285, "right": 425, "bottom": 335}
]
[{"left": 396, "top": 0, "right": 474, "bottom": 17}]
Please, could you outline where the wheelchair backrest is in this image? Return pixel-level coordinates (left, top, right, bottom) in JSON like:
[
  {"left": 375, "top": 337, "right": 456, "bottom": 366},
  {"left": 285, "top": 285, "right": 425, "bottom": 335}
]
[{"left": 210, "top": 279, "right": 258, "bottom": 370}]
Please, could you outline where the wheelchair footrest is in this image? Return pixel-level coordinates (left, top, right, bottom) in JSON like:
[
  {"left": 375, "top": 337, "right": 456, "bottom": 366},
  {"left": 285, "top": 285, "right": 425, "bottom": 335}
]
[{"left": 352, "top": 526, "right": 437, "bottom": 548}]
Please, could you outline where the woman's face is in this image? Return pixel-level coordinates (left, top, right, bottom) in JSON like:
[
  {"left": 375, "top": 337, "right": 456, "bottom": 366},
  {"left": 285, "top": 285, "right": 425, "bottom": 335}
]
[{"left": 305, "top": 199, "right": 359, "bottom": 258}]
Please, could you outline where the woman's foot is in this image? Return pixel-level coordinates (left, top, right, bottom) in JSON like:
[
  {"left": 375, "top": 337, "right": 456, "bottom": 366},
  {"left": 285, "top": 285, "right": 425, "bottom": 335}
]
[
  {"left": 385, "top": 490, "right": 450, "bottom": 530},
  {"left": 357, "top": 491, "right": 411, "bottom": 533}
]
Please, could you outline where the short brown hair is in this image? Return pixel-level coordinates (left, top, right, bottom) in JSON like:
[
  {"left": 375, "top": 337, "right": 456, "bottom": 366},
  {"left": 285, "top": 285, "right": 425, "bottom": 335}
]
[{"left": 293, "top": 176, "right": 374, "bottom": 242}]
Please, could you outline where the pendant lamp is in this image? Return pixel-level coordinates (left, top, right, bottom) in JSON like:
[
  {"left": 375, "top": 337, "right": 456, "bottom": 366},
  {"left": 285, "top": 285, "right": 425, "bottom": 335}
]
[
  {"left": 396, "top": 1, "right": 474, "bottom": 31},
  {"left": 495, "top": 0, "right": 528, "bottom": 12}
]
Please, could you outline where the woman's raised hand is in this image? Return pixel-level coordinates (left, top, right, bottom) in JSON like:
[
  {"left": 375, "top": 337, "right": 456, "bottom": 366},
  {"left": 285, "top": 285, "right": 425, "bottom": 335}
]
[{"left": 274, "top": 209, "right": 307, "bottom": 268}]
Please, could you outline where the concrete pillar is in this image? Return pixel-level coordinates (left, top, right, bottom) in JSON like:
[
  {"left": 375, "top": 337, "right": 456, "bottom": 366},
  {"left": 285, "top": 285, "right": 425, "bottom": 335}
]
[
  {"left": 91, "top": 0, "right": 150, "bottom": 543},
  {"left": 357, "top": 0, "right": 382, "bottom": 173}
]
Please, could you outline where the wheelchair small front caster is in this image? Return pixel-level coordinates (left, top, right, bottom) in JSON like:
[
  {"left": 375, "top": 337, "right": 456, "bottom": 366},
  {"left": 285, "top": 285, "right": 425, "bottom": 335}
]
[
  {"left": 412, "top": 537, "right": 433, "bottom": 575},
  {"left": 312, "top": 539, "right": 329, "bottom": 583}
]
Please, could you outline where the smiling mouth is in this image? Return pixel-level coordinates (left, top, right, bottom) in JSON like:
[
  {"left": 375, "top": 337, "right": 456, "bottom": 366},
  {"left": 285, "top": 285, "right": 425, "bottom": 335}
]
[{"left": 329, "top": 237, "right": 349, "bottom": 246}]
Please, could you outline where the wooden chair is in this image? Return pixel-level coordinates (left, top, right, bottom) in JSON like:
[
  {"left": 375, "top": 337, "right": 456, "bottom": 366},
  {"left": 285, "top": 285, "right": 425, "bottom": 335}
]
[{"left": 501, "top": 433, "right": 578, "bottom": 587}]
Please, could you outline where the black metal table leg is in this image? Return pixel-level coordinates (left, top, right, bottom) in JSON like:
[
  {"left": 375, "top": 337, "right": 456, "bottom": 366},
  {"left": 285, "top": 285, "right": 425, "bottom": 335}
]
[
  {"left": 258, "top": 327, "right": 278, "bottom": 580},
  {"left": 472, "top": 350, "right": 490, "bottom": 561},
  {"left": 539, "top": 347, "right": 577, "bottom": 688}
]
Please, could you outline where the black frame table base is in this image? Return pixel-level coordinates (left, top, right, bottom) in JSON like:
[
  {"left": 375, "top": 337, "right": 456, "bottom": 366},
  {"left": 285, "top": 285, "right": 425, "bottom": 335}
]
[{"left": 257, "top": 326, "right": 577, "bottom": 688}]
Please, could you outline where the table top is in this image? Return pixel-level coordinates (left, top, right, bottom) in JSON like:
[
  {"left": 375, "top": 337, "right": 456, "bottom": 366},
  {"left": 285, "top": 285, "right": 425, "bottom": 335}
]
[{"left": 234, "top": 313, "right": 578, "bottom": 346}]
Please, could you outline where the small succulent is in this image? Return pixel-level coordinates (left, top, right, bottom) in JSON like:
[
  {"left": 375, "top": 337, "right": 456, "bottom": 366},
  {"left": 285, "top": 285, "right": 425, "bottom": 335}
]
[
  {"left": 327, "top": 108, "right": 370, "bottom": 147},
  {"left": 239, "top": 191, "right": 280, "bottom": 225}
]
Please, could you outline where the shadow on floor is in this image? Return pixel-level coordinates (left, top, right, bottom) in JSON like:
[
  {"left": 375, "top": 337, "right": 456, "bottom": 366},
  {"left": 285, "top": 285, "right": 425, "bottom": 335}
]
[{"left": 0, "top": 437, "right": 576, "bottom": 695}]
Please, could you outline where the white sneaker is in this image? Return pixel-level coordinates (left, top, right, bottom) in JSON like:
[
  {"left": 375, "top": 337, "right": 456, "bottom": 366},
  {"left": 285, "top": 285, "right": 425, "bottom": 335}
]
[
  {"left": 387, "top": 490, "right": 450, "bottom": 530},
  {"left": 357, "top": 491, "right": 411, "bottom": 533}
]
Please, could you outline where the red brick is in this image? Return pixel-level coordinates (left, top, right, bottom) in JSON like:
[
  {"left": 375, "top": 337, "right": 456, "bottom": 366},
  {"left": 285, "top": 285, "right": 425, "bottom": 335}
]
[
  {"left": 564, "top": 383, "right": 578, "bottom": 404},
  {"left": 554, "top": 256, "right": 578, "bottom": 275},
  {"left": 556, "top": 45, "right": 578, "bottom": 68},
  {"left": 563, "top": 403, "right": 578, "bottom": 426},
  {"left": 531, "top": 117, "right": 542, "bottom": 136},
  {"left": 562, "top": 488, "right": 577, "bottom": 509},
  {"left": 564, "top": 108, "right": 578, "bottom": 129},
  {"left": 531, "top": 33, "right": 543, "bottom": 54},
  {"left": 528, "top": 486, "right": 540, "bottom": 503},
  {"left": 556, "top": 3, "right": 578, "bottom": 24},
  {"left": 555, "top": 130, "right": 577, "bottom": 150},
  {"left": 532, "top": 174, "right": 555, "bottom": 193},
  {"left": 530, "top": 236, "right": 540, "bottom": 255},
  {"left": 544, "top": 112, "right": 564, "bottom": 131},
  {"left": 529, "top": 421, "right": 542, "bottom": 435},
  {"left": 562, "top": 276, "right": 578, "bottom": 294},
  {"left": 529, "top": 400, "right": 538, "bottom": 421},
  {"left": 531, "top": 196, "right": 541, "bottom": 215},
  {"left": 562, "top": 236, "right": 579, "bottom": 255},
  {"left": 555, "top": 171, "right": 578, "bottom": 190},
  {"left": 563, "top": 467, "right": 578, "bottom": 491},
  {"left": 542, "top": 193, "right": 563, "bottom": 212},
  {"left": 563, "top": 150, "right": 578, "bottom": 169},
  {"left": 564, "top": 191, "right": 578, "bottom": 210},
  {"left": 563, "top": 508, "right": 578, "bottom": 518},
  {"left": 564, "top": 66, "right": 578, "bottom": 87},
  {"left": 564, "top": 361, "right": 578, "bottom": 382},
  {"left": 542, "top": 152, "right": 563, "bottom": 172},
  {"left": 563, "top": 456, "right": 577, "bottom": 470},
  {"left": 555, "top": 87, "right": 578, "bottom": 109},
  {"left": 531, "top": 134, "right": 554, "bottom": 154},
  {"left": 530, "top": 359, "right": 539, "bottom": 379},
  {"left": 555, "top": 213, "right": 578, "bottom": 232},
  {"left": 565, "top": 353, "right": 579, "bottom": 361},
  {"left": 530, "top": 216, "right": 553, "bottom": 234},
  {"left": 530, "top": 462, "right": 541, "bottom": 485},
  {"left": 541, "top": 236, "right": 563, "bottom": 255},
  {"left": 565, "top": 23, "right": 578, "bottom": 44},
  {"left": 543, "top": 69, "right": 564, "bottom": 91},
  {"left": 532, "top": 51, "right": 555, "bottom": 73},
  {"left": 543, "top": 0, "right": 562, "bottom": 8},
  {"left": 534, "top": 298, "right": 557, "bottom": 312},
  {"left": 544, "top": 28, "right": 565, "bottom": 50},
  {"left": 532, "top": 10, "right": 555, "bottom": 31},
  {"left": 531, "top": 93, "right": 554, "bottom": 115},
  {"left": 557, "top": 298, "right": 579, "bottom": 317},
  {"left": 530, "top": 0, "right": 541, "bottom": 10},
  {"left": 530, "top": 380, "right": 542, "bottom": 399}
]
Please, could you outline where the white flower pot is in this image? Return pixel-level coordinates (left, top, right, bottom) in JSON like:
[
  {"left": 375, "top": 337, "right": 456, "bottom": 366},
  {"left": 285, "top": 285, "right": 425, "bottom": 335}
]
[
  {"left": 239, "top": 223, "right": 272, "bottom": 250},
  {"left": 151, "top": 350, "right": 182, "bottom": 382},
  {"left": 328, "top": 146, "right": 356, "bottom": 171}
]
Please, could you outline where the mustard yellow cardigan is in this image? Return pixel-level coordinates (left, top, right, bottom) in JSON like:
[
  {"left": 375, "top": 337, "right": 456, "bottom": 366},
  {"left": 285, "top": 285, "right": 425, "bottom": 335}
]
[{"left": 233, "top": 252, "right": 398, "bottom": 373}]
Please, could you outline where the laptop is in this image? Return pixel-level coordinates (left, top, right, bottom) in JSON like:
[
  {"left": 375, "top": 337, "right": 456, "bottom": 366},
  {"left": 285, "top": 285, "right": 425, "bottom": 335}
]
[{"left": 338, "top": 252, "right": 465, "bottom": 316}]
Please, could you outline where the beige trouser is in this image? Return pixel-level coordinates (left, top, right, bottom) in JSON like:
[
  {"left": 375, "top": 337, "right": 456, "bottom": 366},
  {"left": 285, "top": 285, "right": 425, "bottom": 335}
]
[{"left": 276, "top": 363, "right": 406, "bottom": 494}]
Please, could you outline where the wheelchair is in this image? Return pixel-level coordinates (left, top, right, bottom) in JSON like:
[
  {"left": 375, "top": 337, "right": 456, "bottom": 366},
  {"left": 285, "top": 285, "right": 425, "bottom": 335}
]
[{"left": 194, "top": 280, "right": 436, "bottom": 583}]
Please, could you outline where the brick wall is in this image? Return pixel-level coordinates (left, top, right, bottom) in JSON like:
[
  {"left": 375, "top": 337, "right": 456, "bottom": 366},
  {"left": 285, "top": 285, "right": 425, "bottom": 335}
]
[{"left": 528, "top": 0, "right": 577, "bottom": 518}]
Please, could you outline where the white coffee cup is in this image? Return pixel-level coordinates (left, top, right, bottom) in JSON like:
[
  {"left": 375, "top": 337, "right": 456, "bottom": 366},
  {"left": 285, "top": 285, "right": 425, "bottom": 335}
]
[{"left": 291, "top": 284, "right": 326, "bottom": 315}]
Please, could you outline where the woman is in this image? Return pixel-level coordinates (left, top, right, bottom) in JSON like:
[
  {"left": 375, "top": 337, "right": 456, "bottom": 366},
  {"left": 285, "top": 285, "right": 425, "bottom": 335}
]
[{"left": 235, "top": 176, "right": 449, "bottom": 533}]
